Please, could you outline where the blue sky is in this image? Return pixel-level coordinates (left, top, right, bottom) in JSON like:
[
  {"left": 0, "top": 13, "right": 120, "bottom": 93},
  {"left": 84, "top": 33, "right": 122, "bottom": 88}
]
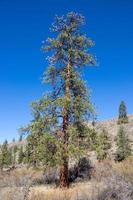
[{"left": 0, "top": 0, "right": 133, "bottom": 142}]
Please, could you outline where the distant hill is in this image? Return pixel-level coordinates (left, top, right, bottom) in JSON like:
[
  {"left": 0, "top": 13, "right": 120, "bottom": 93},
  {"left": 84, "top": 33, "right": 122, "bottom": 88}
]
[
  {"left": 93, "top": 115, "right": 133, "bottom": 140},
  {"left": 88, "top": 115, "right": 133, "bottom": 157},
  {"left": 9, "top": 140, "right": 26, "bottom": 148}
]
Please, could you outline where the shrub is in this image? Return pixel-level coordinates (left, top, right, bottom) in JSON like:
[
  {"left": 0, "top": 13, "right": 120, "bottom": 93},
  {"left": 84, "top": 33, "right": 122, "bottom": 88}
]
[
  {"left": 41, "top": 168, "right": 59, "bottom": 185},
  {"left": 69, "top": 157, "right": 93, "bottom": 183}
]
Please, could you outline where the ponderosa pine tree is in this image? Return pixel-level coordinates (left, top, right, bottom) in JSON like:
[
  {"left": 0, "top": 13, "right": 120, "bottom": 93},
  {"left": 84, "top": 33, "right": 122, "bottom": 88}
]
[
  {"left": 115, "top": 126, "right": 131, "bottom": 161},
  {"left": 19, "top": 135, "right": 23, "bottom": 142},
  {"left": 22, "top": 12, "right": 96, "bottom": 188},
  {"left": 22, "top": 135, "right": 35, "bottom": 167},
  {"left": 11, "top": 145, "right": 18, "bottom": 166},
  {"left": 92, "top": 129, "right": 111, "bottom": 161},
  {"left": 0, "top": 145, "right": 2, "bottom": 171},
  {"left": 12, "top": 138, "right": 15, "bottom": 142},
  {"left": 0, "top": 140, "right": 11, "bottom": 169},
  {"left": 18, "top": 146, "right": 24, "bottom": 164},
  {"left": 22, "top": 120, "right": 44, "bottom": 167},
  {"left": 118, "top": 101, "right": 128, "bottom": 124}
]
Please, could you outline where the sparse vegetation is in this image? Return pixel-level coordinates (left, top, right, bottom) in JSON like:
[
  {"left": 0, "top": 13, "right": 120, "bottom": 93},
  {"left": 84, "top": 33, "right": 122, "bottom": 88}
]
[{"left": 1, "top": 159, "right": 132, "bottom": 200}]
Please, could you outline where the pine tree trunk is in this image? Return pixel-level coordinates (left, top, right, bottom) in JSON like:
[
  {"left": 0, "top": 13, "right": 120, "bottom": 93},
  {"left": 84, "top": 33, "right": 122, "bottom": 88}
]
[
  {"left": 60, "top": 54, "right": 71, "bottom": 188},
  {"left": 60, "top": 112, "right": 69, "bottom": 188}
]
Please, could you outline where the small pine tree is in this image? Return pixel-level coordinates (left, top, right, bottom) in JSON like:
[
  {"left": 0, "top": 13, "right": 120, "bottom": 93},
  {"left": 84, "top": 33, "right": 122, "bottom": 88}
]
[
  {"left": 118, "top": 101, "right": 128, "bottom": 124},
  {"left": 92, "top": 113, "right": 97, "bottom": 127},
  {"left": 87, "top": 128, "right": 97, "bottom": 149},
  {"left": 0, "top": 146, "right": 3, "bottom": 171},
  {"left": 23, "top": 134, "right": 39, "bottom": 167},
  {"left": 11, "top": 145, "right": 18, "bottom": 166},
  {"left": 115, "top": 126, "right": 132, "bottom": 161},
  {"left": 19, "top": 135, "right": 23, "bottom": 142},
  {"left": 18, "top": 146, "right": 24, "bottom": 164},
  {"left": 12, "top": 138, "right": 15, "bottom": 142},
  {"left": 0, "top": 140, "right": 12, "bottom": 169},
  {"left": 93, "top": 129, "right": 111, "bottom": 161}
]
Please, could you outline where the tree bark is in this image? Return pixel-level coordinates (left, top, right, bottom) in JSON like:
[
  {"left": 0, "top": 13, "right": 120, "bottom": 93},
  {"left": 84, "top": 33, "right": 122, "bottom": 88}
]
[{"left": 60, "top": 52, "right": 71, "bottom": 188}]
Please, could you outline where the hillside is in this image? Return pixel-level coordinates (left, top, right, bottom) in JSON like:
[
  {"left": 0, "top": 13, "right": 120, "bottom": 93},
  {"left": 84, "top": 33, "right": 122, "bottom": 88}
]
[
  {"left": 94, "top": 115, "right": 133, "bottom": 141},
  {"left": 87, "top": 115, "right": 133, "bottom": 160}
]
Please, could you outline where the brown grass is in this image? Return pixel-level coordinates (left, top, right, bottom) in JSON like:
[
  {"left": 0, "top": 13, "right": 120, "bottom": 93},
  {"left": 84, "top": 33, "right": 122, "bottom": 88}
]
[
  {"left": 0, "top": 157, "right": 133, "bottom": 200},
  {"left": 28, "top": 182, "right": 105, "bottom": 200},
  {"left": 112, "top": 156, "right": 133, "bottom": 183}
]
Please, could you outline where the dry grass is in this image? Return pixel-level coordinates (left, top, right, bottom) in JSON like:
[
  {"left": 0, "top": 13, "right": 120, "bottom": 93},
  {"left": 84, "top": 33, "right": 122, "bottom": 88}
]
[
  {"left": 112, "top": 156, "right": 133, "bottom": 183},
  {"left": 28, "top": 158, "right": 133, "bottom": 200},
  {"left": 0, "top": 158, "right": 133, "bottom": 200},
  {"left": 28, "top": 182, "right": 105, "bottom": 200},
  {"left": 0, "top": 168, "right": 43, "bottom": 200},
  {"left": 0, "top": 168, "right": 43, "bottom": 187}
]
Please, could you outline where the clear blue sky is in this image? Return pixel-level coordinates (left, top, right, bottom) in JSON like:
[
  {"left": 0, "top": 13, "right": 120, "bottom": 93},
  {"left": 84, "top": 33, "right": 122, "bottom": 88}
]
[{"left": 0, "top": 0, "right": 133, "bottom": 142}]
